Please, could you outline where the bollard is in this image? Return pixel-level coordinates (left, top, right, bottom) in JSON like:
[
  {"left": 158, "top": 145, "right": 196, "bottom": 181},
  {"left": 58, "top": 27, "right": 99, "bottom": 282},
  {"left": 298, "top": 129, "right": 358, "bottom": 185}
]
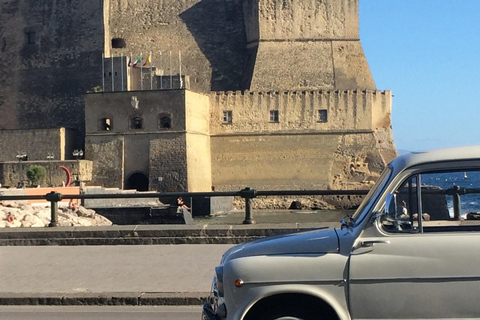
[
  {"left": 239, "top": 187, "right": 256, "bottom": 224},
  {"left": 451, "top": 185, "right": 462, "bottom": 220},
  {"left": 45, "top": 191, "right": 63, "bottom": 227}
]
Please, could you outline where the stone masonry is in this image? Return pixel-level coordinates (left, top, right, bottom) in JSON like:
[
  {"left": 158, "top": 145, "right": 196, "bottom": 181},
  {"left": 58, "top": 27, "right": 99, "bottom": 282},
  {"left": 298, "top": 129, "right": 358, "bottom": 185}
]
[{"left": 0, "top": 0, "right": 397, "bottom": 194}]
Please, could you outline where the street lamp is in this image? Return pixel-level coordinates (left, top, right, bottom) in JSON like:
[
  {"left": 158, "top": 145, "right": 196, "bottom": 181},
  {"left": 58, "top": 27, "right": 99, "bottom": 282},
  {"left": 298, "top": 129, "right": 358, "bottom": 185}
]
[
  {"left": 72, "top": 149, "right": 83, "bottom": 186},
  {"left": 72, "top": 149, "right": 83, "bottom": 160},
  {"left": 15, "top": 152, "right": 28, "bottom": 188},
  {"left": 47, "top": 153, "right": 54, "bottom": 187},
  {"left": 16, "top": 152, "right": 27, "bottom": 162}
]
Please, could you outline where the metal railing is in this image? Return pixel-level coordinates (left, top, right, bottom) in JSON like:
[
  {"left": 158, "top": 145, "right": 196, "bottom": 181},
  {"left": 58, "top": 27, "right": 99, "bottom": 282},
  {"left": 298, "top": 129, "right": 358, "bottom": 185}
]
[{"left": 0, "top": 188, "right": 369, "bottom": 226}]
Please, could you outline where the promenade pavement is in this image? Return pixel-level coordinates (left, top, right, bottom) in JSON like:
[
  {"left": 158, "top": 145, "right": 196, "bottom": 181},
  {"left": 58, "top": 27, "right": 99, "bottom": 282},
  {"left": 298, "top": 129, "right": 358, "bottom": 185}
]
[{"left": 0, "top": 210, "right": 345, "bottom": 306}]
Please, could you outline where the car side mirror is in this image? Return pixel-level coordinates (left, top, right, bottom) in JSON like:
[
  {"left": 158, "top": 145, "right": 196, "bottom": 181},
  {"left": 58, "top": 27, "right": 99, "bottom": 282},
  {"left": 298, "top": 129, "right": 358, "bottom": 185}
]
[{"left": 384, "top": 193, "right": 397, "bottom": 219}]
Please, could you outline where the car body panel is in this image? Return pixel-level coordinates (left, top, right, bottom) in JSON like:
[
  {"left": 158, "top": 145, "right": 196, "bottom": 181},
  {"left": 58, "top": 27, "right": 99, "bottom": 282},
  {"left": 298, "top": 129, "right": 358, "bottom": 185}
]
[
  {"left": 349, "top": 232, "right": 480, "bottom": 319},
  {"left": 222, "top": 228, "right": 340, "bottom": 263},
  {"left": 223, "top": 253, "right": 351, "bottom": 320}
]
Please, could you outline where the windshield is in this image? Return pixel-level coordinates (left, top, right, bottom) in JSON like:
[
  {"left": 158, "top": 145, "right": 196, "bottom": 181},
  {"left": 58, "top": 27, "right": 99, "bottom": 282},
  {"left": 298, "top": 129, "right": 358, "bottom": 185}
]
[{"left": 351, "top": 166, "right": 392, "bottom": 222}]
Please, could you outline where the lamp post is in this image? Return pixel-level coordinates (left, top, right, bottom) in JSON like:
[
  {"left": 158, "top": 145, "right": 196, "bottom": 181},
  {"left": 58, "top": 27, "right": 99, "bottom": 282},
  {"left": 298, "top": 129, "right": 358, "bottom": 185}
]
[
  {"left": 72, "top": 149, "right": 83, "bottom": 186},
  {"left": 15, "top": 152, "right": 27, "bottom": 188},
  {"left": 47, "top": 153, "right": 54, "bottom": 187}
]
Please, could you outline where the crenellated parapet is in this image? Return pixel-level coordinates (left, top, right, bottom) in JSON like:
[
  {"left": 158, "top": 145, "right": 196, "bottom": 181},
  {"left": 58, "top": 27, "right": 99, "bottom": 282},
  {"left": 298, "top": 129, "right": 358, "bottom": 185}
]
[{"left": 209, "top": 89, "right": 392, "bottom": 135}]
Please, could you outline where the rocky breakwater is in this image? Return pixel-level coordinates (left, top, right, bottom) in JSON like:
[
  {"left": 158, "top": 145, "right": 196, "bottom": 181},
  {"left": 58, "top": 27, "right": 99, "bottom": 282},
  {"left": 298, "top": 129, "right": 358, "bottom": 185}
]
[{"left": 0, "top": 202, "right": 112, "bottom": 228}]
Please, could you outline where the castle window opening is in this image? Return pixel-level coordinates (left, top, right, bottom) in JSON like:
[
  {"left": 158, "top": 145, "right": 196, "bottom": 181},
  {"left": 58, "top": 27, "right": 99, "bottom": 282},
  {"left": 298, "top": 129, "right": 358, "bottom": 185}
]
[
  {"left": 317, "top": 109, "right": 328, "bottom": 122},
  {"left": 111, "top": 38, "right": 127, "bottom": 48},
  {"left": 158, "top": 113, "right": 172, "bottom": 129},
  {"left": 130, "top": 116, "right": 143, "bottom": 130},
  {"left": 100, "top": 118, "right": 112, "bottom": 131},
  {"left": 26, "top": 32, "right": 36, "bottom": 45},
  {"left": 223, "top": 111, "right": 232, "bottom": 124},
  {"left": 269, "top": 110, "right": 279, "bottom": 123}
]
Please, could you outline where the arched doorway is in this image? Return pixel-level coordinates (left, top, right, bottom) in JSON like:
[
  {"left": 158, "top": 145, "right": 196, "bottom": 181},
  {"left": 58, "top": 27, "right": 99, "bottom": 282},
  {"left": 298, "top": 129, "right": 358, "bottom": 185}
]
[{"left": 126, "top": 172, "right": 149, "bottom": 191}]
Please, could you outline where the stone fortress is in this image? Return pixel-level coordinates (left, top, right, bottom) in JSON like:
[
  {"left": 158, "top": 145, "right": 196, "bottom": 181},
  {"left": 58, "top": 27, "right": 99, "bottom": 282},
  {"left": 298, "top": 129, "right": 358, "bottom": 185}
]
[{"left": 0, "top": 0, "right": 397, "bottom": 193}]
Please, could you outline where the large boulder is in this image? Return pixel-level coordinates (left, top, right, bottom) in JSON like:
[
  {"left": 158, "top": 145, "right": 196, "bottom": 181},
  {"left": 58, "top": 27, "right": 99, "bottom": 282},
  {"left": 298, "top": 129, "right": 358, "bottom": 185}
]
[{"left": 0, "top": 202, "right": 112, "bottom": 228}]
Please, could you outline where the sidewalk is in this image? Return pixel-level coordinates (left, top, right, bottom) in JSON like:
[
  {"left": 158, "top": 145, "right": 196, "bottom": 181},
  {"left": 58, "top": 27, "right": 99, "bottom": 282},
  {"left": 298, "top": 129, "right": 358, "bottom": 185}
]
[
  {"left": 0, "top": 210, "right": 344, "bottom": 306},
  {"left": 0, "top": 244, "right": 233, "bottom": 306}
]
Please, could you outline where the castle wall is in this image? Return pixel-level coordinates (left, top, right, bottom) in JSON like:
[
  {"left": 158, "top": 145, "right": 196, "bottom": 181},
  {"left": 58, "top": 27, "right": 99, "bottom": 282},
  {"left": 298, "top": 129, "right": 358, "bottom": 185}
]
[
  {"left": 209, "top": 89, "right": 395, "bottom": 190},
  {"left": 0, "top": 0, "right": 105, "bottom": 143},
  {"left": 85, "top": 135, "right": 124, "bottom": 188},
  {"left": 185, "top": 91, "right": 211, "bottom": 191},
  {"left": 244, "top": 0, "right": 358, "bottom": 41},
  {"left": 107, "top": 0, "right": 248, "bottom": 92},
  {"left": 149, "top": 134, "right": 188, "bottom": 192},
  {"left": 209, "top": 90, "right": 390, "bottom": 133},
  {"left": 244, "top": 0, "right": 375, "bottom": 91},
  {"left": 85, "top": 90, "right": 212, "bottom": 191},
  {"left": 210, "top": 132, "right": 386, "bottom": 191},
  {"left": 0, "top": 128, "right": 75, "bottom": 162},
  {"left": 85, "top": 90, "right": 187, "bottom": 134}
]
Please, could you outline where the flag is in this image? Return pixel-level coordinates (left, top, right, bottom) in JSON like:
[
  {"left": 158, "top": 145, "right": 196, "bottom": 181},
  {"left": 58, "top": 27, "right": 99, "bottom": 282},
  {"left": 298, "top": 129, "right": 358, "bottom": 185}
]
[
  {"left": 132, "top": 55, "right": 142, "bottom": 67},
  {"left": 143, "top": 54, "right": 151, "bottom": 66}
]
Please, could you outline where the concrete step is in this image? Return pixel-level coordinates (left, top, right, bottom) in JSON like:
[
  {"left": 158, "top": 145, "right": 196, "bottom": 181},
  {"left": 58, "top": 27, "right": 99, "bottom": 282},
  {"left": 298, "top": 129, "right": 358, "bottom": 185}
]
[{"left": 0, "top": 223, "right": 337, "bottom": 246}]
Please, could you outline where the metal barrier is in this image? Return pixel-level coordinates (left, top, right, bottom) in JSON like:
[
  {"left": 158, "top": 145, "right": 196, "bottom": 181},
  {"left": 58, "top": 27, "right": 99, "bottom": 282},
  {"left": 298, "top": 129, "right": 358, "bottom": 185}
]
[{"left": 0, "top": 188, "right": 369, "bottom": 226}]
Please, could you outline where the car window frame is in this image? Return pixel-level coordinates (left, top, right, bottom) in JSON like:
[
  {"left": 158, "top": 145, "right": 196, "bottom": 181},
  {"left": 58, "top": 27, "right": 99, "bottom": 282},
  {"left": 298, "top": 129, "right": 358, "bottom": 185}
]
[{"left": 373, "top": 159, "right": 480, "bottom": 235}]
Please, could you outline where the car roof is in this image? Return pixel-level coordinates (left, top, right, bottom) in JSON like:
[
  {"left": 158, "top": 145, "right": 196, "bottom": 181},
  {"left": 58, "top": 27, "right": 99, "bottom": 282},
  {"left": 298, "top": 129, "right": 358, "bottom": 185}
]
[{"left": 390, "top": 145, "right": 480, "bottom": 172}]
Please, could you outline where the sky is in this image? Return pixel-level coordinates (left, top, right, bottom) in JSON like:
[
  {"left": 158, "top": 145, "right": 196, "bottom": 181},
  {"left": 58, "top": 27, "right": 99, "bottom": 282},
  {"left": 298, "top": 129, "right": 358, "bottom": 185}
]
[{"left": 359, "top": 1, "right": 480, "bottom": 152}]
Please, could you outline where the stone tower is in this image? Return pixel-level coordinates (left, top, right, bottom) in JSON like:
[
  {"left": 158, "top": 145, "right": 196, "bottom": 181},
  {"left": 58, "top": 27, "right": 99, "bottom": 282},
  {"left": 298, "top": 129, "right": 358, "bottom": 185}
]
[{"left": 243, "top": 0, "right": 375, "bottom": 91}]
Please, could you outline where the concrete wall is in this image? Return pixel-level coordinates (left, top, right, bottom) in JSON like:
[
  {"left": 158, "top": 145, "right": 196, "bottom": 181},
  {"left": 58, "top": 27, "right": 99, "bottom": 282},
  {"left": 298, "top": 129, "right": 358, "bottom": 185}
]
[
  {"left": 0, "top": 128, "right": 75, "bottom": 162},
  {"left": 0, "top": 160, "right": 92, "bottom": 188}
]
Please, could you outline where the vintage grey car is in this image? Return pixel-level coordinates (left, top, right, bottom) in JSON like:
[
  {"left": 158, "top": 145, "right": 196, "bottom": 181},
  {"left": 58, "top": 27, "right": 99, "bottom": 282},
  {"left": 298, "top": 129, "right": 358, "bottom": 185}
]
[{"left": 202, "top": 145, "right": 480, "bottom": 320}]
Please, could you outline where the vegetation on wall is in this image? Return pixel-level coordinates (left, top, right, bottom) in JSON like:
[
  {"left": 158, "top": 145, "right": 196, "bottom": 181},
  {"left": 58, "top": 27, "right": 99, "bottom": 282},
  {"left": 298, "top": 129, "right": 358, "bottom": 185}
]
[{"left": 26, "top": 165, "right": 47, "bottom": 186}]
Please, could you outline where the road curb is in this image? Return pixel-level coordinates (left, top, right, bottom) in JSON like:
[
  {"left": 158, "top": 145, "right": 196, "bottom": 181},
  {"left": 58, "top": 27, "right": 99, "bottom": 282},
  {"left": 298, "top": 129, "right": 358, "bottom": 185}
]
[{"left": 0, "top": 292, "right": 209, "bottom": 306}]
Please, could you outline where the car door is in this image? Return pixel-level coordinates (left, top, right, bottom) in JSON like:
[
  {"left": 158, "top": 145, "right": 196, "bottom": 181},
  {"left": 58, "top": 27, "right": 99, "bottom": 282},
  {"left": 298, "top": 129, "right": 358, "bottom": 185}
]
[{"left": 348, "top": 169, "right": 480, "bottom": 319}]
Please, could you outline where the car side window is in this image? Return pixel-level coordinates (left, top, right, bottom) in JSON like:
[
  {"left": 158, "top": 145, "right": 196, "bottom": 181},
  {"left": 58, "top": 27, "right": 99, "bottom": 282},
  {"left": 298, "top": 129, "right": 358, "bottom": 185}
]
[{"left": 382, "top": 170, "right": 480, "bottom": 233}]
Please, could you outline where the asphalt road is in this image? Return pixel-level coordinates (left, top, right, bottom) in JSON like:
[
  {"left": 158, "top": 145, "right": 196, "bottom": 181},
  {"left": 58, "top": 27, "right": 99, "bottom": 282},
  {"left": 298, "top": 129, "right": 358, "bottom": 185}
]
[{"left": 0, "top": 306, "right": 201, "bottom": 320}]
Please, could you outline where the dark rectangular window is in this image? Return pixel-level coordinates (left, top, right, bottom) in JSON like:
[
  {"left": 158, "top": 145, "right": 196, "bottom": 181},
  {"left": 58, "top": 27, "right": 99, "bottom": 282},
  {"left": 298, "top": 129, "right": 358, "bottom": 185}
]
[
  {"left": 318, "top": 109, "right": 328, "bottom": 122},
  {"left": 130, "top": 116, "right": 143, "bottom": 130},
  {"left": 269, "top": 110, "right": 279, "bottom": 123},
  {"left": 26, "top": 32, "right": 36, "bottom": 45},
  {"left": 223, "top": 111, "right": 232, "bottom": 124},
  {"left": 100, "top": 118, "right": 111, "bottom": 131}
]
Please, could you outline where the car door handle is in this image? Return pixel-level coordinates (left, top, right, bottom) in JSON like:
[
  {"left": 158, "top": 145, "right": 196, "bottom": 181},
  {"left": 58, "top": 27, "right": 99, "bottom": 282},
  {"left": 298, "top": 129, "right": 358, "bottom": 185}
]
[{"left": 361, "top": 240, "right": 390, "bottom": 247}]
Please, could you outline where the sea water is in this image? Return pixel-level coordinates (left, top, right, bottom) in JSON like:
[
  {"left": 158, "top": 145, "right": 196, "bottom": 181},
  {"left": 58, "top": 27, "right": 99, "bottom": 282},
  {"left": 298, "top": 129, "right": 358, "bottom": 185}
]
[{"left": 423, "top": 170, "right": 480, "bottom": 217}]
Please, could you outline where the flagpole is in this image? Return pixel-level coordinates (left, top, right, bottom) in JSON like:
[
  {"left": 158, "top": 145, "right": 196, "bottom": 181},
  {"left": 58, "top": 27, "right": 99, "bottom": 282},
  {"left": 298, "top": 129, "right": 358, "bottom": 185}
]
[
  {"left": 102, "top": 53, "right": 105, "bottom": 92},
  {"left": 159, "top": 51, "right": 163, "bottom": 90},
  {"left": 140, "top": 52, "right": 143, "bottom": 91},
  {"left": 111, "top": 54, "right": 114, "bottom": 92},
  {"left": 130, "top": 53, "right": 133, "bottom": 91},
  {"left": 169, "top": 50, "right": 172, "bottom": 89},
  {"left": 179, "top": 50, "right": 183, "bottom": 89},
  {"left": 121, "top": 53, "right": 124, "bottom": 91},
  {"left": 150, "top": 51, "right": 153, "bottom": 90}
]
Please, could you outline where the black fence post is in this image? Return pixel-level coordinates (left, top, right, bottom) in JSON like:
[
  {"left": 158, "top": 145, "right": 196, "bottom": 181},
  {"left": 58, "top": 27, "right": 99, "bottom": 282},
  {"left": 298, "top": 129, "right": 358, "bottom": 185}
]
[
  {"left": 240, "top": 187, "right": 256, "bottom": 224},
  {"left": 46, "top": 191, "right": 63, "bottom": 227}
]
